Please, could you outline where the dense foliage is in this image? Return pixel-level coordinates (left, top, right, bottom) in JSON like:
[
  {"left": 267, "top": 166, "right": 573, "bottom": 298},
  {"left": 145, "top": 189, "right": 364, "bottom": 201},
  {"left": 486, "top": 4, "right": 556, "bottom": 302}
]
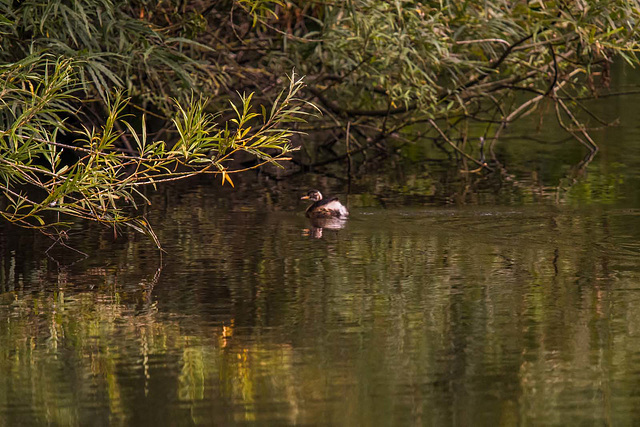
[
  {"left": 281, "top": 0, "right": 640, "bottom": 170},
  {"left": 0, "top": 1, "right": 313, "bottom": 243},
  {"left": 1, "top": 0, "right": 639, "bottom": 243}
]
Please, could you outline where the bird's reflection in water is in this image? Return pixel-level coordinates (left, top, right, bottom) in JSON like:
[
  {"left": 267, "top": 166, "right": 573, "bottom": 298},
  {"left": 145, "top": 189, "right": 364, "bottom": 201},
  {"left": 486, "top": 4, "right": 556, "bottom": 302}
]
[{"left": 302, "top": 217, "right": 347, "bottom": 239}]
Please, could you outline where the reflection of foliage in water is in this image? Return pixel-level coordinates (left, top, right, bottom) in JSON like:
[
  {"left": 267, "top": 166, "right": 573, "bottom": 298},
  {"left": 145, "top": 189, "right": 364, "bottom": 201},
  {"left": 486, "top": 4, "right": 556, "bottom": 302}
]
[
  {"left": 562, "top": 162, "right": 625, "bottom": 205},
  {"left": 0, "top": 283, "right": 301, "bottom": 425},
  {"left": 2, "top": 185, "right": 640, "bottom": 424}
]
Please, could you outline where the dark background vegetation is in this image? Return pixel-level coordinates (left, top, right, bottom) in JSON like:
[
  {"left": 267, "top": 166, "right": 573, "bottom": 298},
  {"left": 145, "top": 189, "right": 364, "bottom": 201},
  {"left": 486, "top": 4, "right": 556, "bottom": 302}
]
[{"left": 1, "top": 0, "right": 639, "bottom": 239}]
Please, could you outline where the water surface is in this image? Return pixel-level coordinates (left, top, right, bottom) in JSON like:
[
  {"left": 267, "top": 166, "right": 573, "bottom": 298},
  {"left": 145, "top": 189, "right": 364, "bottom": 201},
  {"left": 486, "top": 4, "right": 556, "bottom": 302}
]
[{"left": 2, "top": 191, "right": 640, "bottom": 425}]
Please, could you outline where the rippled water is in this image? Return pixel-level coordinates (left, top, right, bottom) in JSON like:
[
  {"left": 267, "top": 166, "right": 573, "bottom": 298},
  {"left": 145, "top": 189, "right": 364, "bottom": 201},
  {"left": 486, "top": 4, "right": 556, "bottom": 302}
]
[{"left": 2, "top": 189, "right": 640, "bottom": 425}]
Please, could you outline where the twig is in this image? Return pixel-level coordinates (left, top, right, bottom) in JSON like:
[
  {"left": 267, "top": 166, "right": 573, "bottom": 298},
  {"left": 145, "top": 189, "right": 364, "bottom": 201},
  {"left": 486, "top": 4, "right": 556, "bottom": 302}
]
[
  {"left": 456, "top": 38, "right": 511, "bottom": 47},
  {"left": 555, "top": 97, "right": 598, "bottom": 152},
  {"left": 544, "top": 44, "right": 559, "bottom": 96},
  {"left": 428, "top": 118, "right": 492, "bottom": 171}
]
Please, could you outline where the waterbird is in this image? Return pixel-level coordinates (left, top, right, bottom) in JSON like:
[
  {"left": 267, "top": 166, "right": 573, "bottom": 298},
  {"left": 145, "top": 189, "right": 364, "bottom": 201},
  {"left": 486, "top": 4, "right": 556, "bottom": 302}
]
[{"left": 300, "top": 189, "right": 349, "bottom": 219}]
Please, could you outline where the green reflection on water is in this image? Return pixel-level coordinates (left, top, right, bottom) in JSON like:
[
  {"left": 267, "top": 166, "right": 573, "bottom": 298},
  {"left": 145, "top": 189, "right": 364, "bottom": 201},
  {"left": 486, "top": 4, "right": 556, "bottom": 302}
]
[{"left": 2, "top": 199, "right": 640, "bottom": 425}]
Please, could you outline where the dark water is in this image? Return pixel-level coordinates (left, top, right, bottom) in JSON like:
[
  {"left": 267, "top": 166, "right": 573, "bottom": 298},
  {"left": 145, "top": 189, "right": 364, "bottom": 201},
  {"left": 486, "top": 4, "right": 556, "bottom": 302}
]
[
  {"left": 3, "top": 195, "right": 640, "bottom": 425},
  {"left": 2, "top": 66, "right": 640, "bottom": 425}
]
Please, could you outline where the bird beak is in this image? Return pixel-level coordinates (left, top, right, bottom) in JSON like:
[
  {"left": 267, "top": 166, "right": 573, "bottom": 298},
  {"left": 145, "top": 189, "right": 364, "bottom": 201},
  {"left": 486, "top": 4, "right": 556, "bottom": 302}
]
[{"left": 300, "top": 195, "right": 309, "bottom": 200}]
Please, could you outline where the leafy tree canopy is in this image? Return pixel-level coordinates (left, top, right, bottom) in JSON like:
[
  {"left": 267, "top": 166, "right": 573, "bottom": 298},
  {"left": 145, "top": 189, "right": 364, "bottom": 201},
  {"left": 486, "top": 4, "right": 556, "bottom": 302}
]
[{"left": 1, "top": 0, "right": 638, "bottom": 244}]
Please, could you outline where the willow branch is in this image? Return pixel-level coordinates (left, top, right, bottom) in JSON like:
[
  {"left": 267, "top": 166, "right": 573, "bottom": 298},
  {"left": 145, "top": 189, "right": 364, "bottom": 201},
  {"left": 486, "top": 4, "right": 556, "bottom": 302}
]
[{"left": 428, "top": 118, "right": 492, "bottom": 171}]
